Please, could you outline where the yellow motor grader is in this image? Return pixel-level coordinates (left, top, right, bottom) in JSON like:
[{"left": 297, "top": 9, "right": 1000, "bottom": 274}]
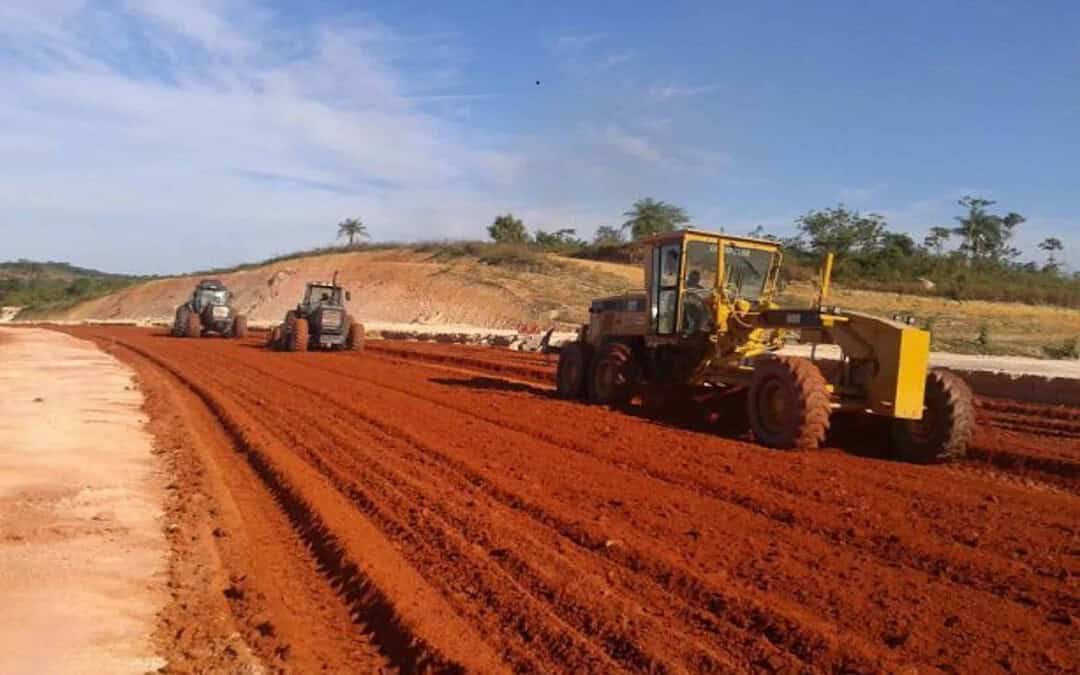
[{"left": 556, "top": 229, "right": 975, "bottom": 462}]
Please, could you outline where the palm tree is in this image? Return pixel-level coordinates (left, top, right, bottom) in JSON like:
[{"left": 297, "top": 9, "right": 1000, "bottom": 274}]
[
  {"left": 337, "top": 218, "right": 370, "bottom": 246},
  {"left": 621, "top": 198, "right": 689, "bottom": 240}
]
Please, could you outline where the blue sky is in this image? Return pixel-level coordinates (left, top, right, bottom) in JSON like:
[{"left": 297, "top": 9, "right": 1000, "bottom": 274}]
[{"left": 1, "top": 1, "right": 1077, "bottom": 274}]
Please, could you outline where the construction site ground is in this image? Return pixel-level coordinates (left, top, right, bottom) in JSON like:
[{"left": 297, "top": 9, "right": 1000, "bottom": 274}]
[{"left": 2, "top": 325, "right": 1077, "bottom": 673}]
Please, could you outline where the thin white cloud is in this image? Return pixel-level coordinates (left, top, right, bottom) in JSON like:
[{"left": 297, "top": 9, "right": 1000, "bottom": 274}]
[
  {"left": 549, "top": 33, "right": 632, "bottom": 75},
  {"left": 649, "top": 82, "right": 722, "bottom": 102},
  {"left": 594, "top": 50, "right": 634, "bottom": 71},
  {"left": 123, "top": 0, "right": 256, "bottom": 56},
  {"left": 0, "top": 2, "right": 523, "bottom": 272},
  {"left": 551, "top": 33, "right": 605, "bottom": 54},
  {"left": 603, "top": 124, "right": 662, "bottom": 162}
]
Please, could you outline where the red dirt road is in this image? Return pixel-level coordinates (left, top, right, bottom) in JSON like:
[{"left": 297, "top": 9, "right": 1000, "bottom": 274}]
[{"left": 59, "top": 327, "right": 1078, "bottom": 673}]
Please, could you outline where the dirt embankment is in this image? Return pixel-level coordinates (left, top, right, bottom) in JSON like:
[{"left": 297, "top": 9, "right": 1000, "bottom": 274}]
[
  {"left": 42, "top": 249, "right": 638, "bottom": 330},
  {"left": 51, "top": 326, "right": 1080, "bottom": 674}
]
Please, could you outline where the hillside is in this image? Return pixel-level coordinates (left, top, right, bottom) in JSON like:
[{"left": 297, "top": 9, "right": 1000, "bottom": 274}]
[
  {"left": 15, "top": 245, "right": 1080, "bottom": 358},
  {"left": 0, "top": 260, "right": 145, "bottom": 316},
  {"left": 39, "top": 247, "right": 639, "bottom": 330}
]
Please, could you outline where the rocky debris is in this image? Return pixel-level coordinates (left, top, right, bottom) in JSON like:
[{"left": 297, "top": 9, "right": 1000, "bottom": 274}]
[{"left": 369, "top": 326, "right": 574, "bottom": 352}]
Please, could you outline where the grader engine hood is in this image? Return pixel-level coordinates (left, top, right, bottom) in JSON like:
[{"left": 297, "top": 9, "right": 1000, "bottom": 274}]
[{"left": 843, "top": 312, "right": 931, "bottom": 419}]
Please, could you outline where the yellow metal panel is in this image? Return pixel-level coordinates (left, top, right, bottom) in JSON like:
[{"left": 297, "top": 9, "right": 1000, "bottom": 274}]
[{"left": 893, "top": 328, "right": 930, "bottom": 419}]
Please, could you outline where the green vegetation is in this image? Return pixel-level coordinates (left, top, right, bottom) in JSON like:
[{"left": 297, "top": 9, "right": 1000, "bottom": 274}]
[
  {"left": 621, "top": 198, "right": 689, "bottom": 239},
  {"left": 483, "top": 195, "right": 1077, "bottom": 311},
  {"left": 0, "top": 260, "right": 146, "bottom": 314},
  {"left": 1043, "top": 336, "right": 1080, "bottom": 360},
  {"left": 420, "top": 240, "right": 551, "bottom": 273},
  {"left": 777, "top": 198, "right": 1080, "bottom": 308},
  {"left": 336, "top": 217, "right": 369, "bottom": 246},
  {"left": 487, "top": 214, "right": 529, "bottom": 244}
]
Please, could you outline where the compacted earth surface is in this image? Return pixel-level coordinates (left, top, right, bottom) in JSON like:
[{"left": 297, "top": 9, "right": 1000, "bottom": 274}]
[
  {"left": 0, "top": 328, "right": 167, "bottom": 674},
  {"left": 6, "top": 325, "right": 1080, "bottom": 673}
]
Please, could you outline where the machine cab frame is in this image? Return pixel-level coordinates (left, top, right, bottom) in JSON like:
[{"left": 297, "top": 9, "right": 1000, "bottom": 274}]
[{"left": 644, "top": 229, "right": 783, "bottom": 337}]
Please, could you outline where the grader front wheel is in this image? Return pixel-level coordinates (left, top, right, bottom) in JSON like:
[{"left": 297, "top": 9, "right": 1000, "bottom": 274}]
[
  {"left": 747, "top": 356, "right": 831, "bottom": 449},
  {"left": 891, "top": 369, "right": 975, "bottom": 463}
]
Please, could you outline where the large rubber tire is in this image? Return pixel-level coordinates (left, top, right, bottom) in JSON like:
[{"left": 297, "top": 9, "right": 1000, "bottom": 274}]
[
  {"left": 289, "top": 318, "right": 309, "bottom": 352},
  {"left": 747, "top": 356, "right": 831, "bottom": 449},
  {"left": 346, "top": 319, "right": 364, "bottom": 352},
  {"left": 171, "top": 306, "right": 186, "bottom": 337},
  {"left": 589, "top": 343, "right": 640, "bottom": 406},
  {"left": 556, "top": 342, "right": 591, "bottom": 399},
  {"left": 891, "top": 369, "right": 975, "bottom": 463},
  {"left": 185, "top": 310, "right": 202, "bottom": 338},
  {"left": 267, "top": 325, "right": 282, "bottom": 350},
  {"left": 233, "top": 314, "right": 248, "bottom": 339}
]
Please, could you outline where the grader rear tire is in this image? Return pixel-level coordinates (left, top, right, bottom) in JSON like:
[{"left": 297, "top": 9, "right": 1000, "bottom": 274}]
[
  {"left": 748, "top": 356, "right": 831, "bottom": 449},
  {"left": 290, "top": 318, "right": 309, "bottom": 353},
  {"left": 556, "top": 342, "right": 591, "bottom": 399},
  {"left": 589, "top": 343, "right": 639, "bottom": 406},
  {"left": 891, "top": 369, "right": 975, "bottom": 463},
  {"left": 267, "top": 325, "right": 282, "bottom": 350},
  {"left": 185, "top": 311, "right": 202, "bottom": 338},
  {"left": 233, "top": 314, "right": 248, "bottom": 339}
]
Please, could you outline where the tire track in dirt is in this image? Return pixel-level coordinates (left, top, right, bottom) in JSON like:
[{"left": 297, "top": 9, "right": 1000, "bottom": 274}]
[
  {"left": 83, "top": 334, "right": 505, "bottom": 674},
  {"left": 95, "top": 340, "right": 394, "bottom": 673},
  {"left": 370, "top": 339, "right": 1080, "bottom": 489},
  {"left": 294, "top": 351, "right": 1079, "bottom": 618},
  {"left": 195, "top": 351, "right": 822, "bottom": 672},
  {"left": 60, "top": 328, "right": 1080, "bottom": 674},
  {"left": 172, "top": 355, "right": 645, "bottom": 673},
  {"left": 218, "top": 346, "right": 1075, "bottom": 673}
]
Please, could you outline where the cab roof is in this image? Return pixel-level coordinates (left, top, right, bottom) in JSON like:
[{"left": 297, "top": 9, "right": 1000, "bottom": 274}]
[{"left": 643, "top": 228, "right": 780, "bottom": 249}]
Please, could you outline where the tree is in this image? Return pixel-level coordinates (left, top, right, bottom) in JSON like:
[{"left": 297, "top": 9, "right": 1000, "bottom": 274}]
[
  {"left": 488, "top": 213, "right": 529, "bottom": 243},
  {"left": 747, "top": 225, "right": 779, "bottom": 241},
  {"left": 534, "top": 228, "right": 585, "bottom": 251},
  {"left": 1039, "top": 237, "right": 1064, "bottom": 272},
  {"left": 621, "top": 198, "right": 689, "bottom": 240},
  {"left": 592, "top": 225, "right": 625, "bottom": 246},
  {"left": 924, "top": 226, "right": 951, "bottom": 255},
  {"left": 794, "top": 205, "right": 885, "bottom": 256},
  {"left": 951, "top": 196, "right": 1024, "bottom": 266},
  {"left": 336, "top": 218, "right": 369, "bottom": 246}
]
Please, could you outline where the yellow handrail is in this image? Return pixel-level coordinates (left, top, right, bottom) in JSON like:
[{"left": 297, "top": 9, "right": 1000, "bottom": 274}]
[{"left": 818, "top": 252, "right": 835, "bottom": 309}]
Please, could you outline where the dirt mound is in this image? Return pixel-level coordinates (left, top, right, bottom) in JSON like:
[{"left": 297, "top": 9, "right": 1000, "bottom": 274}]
[
  {"left": 47, "top": 248, "right": 639, "bottom": 330},
  {"left": 52, "top": 326, "right": 1080, "bottom": 673}
]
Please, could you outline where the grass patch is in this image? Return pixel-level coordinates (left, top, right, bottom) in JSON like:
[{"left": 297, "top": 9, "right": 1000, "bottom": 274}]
[
  {"left": 1043, "top": 337, "right": 1080, "bottom": 360},
  {"left": 0, "top": 261, "right": 147, "bottom": 317}
]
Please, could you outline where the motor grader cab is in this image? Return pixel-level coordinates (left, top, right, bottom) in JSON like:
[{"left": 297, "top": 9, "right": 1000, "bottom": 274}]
[
  {"left": 267, "top": 274, "right": 363, "bottom": 352},
  {"left": 557, "top": 228, "right": 975, "bottom": 463},
  {"left": 171, "top": 279, "right": 247, "bottom": 339}
]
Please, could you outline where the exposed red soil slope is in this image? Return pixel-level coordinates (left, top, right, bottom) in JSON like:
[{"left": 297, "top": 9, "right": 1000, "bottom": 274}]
[{"left": 56, "top": 327, "right": 1080, "bottom": 673}]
